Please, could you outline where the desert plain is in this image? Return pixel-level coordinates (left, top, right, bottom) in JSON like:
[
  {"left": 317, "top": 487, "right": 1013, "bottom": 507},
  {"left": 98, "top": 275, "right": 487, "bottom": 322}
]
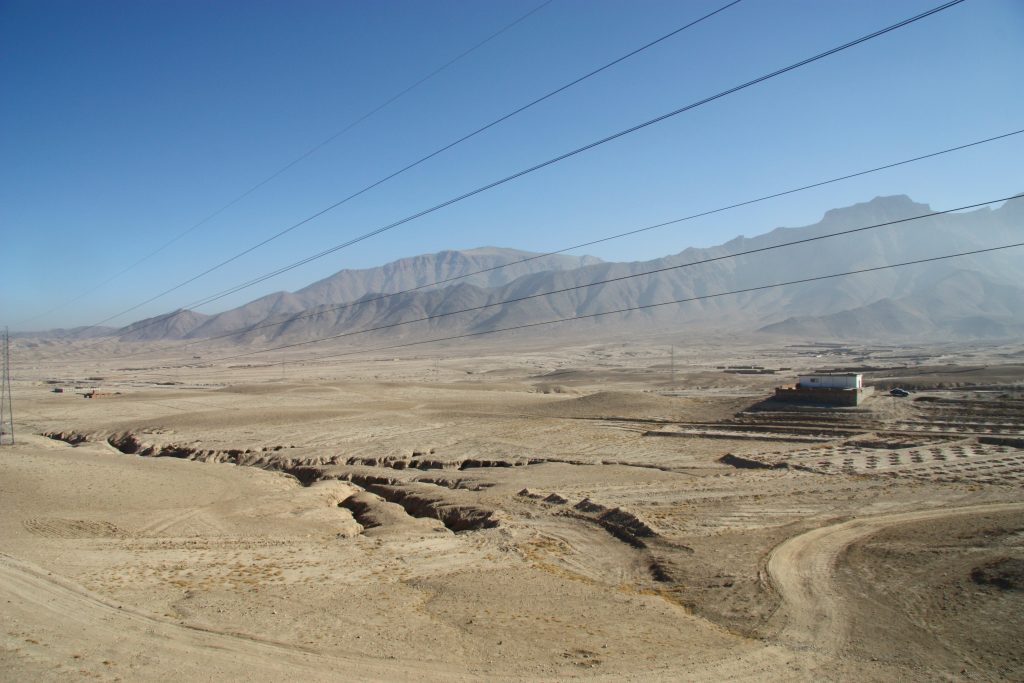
[{"left": 2, "top": 333, "right": 1023, "bottom": 681}]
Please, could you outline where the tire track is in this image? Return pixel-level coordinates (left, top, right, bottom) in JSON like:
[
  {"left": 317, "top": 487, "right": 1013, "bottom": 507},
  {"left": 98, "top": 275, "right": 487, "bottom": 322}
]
[
  {"left": 0, "top": 549, "right": 802, "bottom": 682},
  {"left": 0, "top": 552, "right": 460, "bottom": 682},
  {"left": 765, "top": 501, "right": 1024, "bottom": 655}
]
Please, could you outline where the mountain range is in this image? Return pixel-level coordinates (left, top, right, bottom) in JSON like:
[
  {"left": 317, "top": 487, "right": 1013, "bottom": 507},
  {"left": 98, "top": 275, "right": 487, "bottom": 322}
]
[{"left": 61, "top": 194, "right": 1024, "bottom": 345}]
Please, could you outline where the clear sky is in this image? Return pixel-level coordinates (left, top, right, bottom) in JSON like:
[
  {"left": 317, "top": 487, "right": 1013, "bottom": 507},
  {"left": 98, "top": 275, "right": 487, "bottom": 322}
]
[{"left": 2, "top": 0, "right": 1022, "bottom": 331}]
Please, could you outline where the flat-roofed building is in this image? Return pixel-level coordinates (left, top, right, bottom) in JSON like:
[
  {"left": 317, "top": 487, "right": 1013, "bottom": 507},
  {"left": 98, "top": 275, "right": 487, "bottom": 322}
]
[
  {"left": 797, "top": 373, "right": 862, "bottom": 390},
  {"left": 774, "top": 372, "right": 871, "bottom": 406}
]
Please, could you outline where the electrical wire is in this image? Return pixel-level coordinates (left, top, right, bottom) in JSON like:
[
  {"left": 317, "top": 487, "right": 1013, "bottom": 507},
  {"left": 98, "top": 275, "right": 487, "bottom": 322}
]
[
  {"left": 271, "top": 242, "right": 1024, "bottom": 366},
  {"left": 129, "top": 239, "right": 1023, "bottom": 378},
  {"left": 64, "top": 0, "right": 746, "bottom": 336},
  {"left": 19, "top": 0, "right": 554, "bottom": 328},
  {"left": 165, "top": 195, "right": 1024, "bottom": 368},
  {"left": 103, "top": 128, "right": 1019, "bottom": 361},
  {"left": 172, "top": 0, "right": 966, "bottom": 317},
  {"left": 63, "top": 0, "right": 961, "bottom": 347}
]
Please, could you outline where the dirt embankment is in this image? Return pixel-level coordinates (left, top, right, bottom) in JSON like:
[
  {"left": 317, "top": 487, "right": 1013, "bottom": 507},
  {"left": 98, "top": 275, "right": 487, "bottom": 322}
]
[{"left": 44, "top": 430, "right": 503, "bottom": 535}]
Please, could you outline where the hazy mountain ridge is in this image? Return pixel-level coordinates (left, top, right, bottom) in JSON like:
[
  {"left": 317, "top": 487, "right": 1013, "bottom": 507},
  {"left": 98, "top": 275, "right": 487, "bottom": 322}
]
[
  {"left": 117, "top": 309, "right": 211, "bottom": 342},
  {"left": 119, "top": 248, "right": 603, "bottom": 342},
  {"left": 760, "top": 269, "right": 1024, "bottom": 339},
  {"left": 50, "top": 195, "right": 1024, "bottom": 344},
  {"left": 11, "top": 326, "right": 118, "bottom": 340}
]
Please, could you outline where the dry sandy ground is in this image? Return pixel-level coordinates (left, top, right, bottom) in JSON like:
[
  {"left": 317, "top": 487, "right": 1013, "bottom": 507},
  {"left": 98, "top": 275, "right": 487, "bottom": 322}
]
[{"left": 2, "top": 336, "right": 1023, "bottom": 681}]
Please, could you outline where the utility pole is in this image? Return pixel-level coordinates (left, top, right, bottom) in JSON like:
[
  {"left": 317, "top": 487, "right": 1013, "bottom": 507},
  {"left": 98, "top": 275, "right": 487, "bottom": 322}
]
[
  {"left": 670, "top": 345, "right": 675, "bottom": 387},
  {"left": 1, "top": 328, "right": 13, "bottom": 445}
]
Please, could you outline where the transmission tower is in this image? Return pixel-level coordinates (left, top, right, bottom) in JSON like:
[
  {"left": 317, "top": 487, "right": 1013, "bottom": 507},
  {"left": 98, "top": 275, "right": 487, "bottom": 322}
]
[{"left": 1, "top": 327, "right": 13, "bottom": 445}]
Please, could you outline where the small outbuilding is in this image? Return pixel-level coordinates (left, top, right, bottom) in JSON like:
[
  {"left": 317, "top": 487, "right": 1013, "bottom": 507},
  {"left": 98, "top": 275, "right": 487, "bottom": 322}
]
[{"left": 774, "top": 372, "right": 871, "bottom": 406}]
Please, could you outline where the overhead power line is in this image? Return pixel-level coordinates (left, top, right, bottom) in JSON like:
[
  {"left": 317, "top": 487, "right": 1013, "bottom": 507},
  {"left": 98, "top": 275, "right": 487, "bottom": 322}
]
[
  {"left": 170, "top": 0, "right": 965, "bottom": 318},
  {"left": 272, "top": 242, "right": 1024, "bottom": 366},
  {"left": 107, "top": 128, "right": 1017, "bottom": 360},
  {"left": 70, "top": 0, "right": 961, "bottom": 347},
  {"left": 1, "top": 328, "right": 13, "bottom": 446},
  {"left": 20, "top": 0, "right": 554, "bottom": 328},
  {"left": 62, "top": 126, "right": 1019, "bottom": 366},
  {"left": 169, "top": 194, "right": 1024, "bottom": 367},
  {"left": 69, "top": 0, "right": 747, "bottom": 335}
]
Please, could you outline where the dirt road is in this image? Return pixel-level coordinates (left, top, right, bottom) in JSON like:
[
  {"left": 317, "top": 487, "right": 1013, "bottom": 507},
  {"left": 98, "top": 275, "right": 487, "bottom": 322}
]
[{"left": 767, "top": 501, "right": 1024, "bottom": 659}]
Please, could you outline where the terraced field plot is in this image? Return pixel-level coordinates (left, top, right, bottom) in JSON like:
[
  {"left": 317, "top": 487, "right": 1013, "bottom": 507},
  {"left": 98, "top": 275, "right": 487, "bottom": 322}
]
[{"left": 707, "top": 392, "right": 1024, "bottom": 487}]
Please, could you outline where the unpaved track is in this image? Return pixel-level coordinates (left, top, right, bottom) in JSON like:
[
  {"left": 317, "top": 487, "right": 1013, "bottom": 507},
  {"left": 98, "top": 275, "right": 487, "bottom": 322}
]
[
  {"left": 0, "top": 552, "right": 442, "bottom": 682},
  {"left": 0, "top": 550, "right": 780, "bottom": 682},
  {"left": 766, "top": 501, "right": 1024, "bottom": 656}
]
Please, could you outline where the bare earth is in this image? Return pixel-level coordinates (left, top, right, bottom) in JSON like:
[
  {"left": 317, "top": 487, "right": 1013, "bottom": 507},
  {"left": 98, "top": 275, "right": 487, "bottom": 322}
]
[{"left": 2, "top": 336, "right": 1023, "bottom": 681}]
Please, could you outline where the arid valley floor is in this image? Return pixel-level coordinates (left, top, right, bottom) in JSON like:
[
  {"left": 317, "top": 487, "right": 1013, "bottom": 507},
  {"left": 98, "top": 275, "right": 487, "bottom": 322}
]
[{"left": 2, "top": 336, "right": 1023, "bottom": 681}]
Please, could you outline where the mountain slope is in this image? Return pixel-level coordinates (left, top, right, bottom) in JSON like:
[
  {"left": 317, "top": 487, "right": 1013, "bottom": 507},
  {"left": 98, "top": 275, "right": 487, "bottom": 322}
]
[
  {"left": 179, "top": 248, "right": 602, "bottom": 340},
  {"left": 760, "top": 269, "right": 1024, "bottom": 339},
  {"left": 111, "top": 194, "right": 1024, "bottom": 344},
  {"left": 117, "top": 309, "right": 211, "bottom": 342}
]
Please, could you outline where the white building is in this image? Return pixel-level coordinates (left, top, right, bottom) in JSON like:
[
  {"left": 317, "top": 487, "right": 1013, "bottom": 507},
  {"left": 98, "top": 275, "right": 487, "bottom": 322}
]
[{"left": 797, "top": 373, "right": 862, "bottom": 390}]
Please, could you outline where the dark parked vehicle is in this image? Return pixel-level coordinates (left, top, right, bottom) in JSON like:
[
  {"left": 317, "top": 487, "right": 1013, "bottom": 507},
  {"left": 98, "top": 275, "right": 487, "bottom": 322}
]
[{"left": 889, "top": 388, "right": 910, "bottom": 397}]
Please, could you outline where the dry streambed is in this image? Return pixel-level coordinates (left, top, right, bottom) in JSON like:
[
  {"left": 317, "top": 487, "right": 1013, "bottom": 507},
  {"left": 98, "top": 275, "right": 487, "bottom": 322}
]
[
  {"left": 10, "top": 433, "right": 757, "bottom": 680},
  {"left": 41, "top": 429, "right": 692, "bottom": 585}
]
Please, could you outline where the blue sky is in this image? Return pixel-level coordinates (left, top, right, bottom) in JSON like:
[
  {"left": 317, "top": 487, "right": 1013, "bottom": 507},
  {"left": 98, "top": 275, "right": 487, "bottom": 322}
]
[{"left": 2, "top": 0, "right": 1021, "bottom": 331}]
